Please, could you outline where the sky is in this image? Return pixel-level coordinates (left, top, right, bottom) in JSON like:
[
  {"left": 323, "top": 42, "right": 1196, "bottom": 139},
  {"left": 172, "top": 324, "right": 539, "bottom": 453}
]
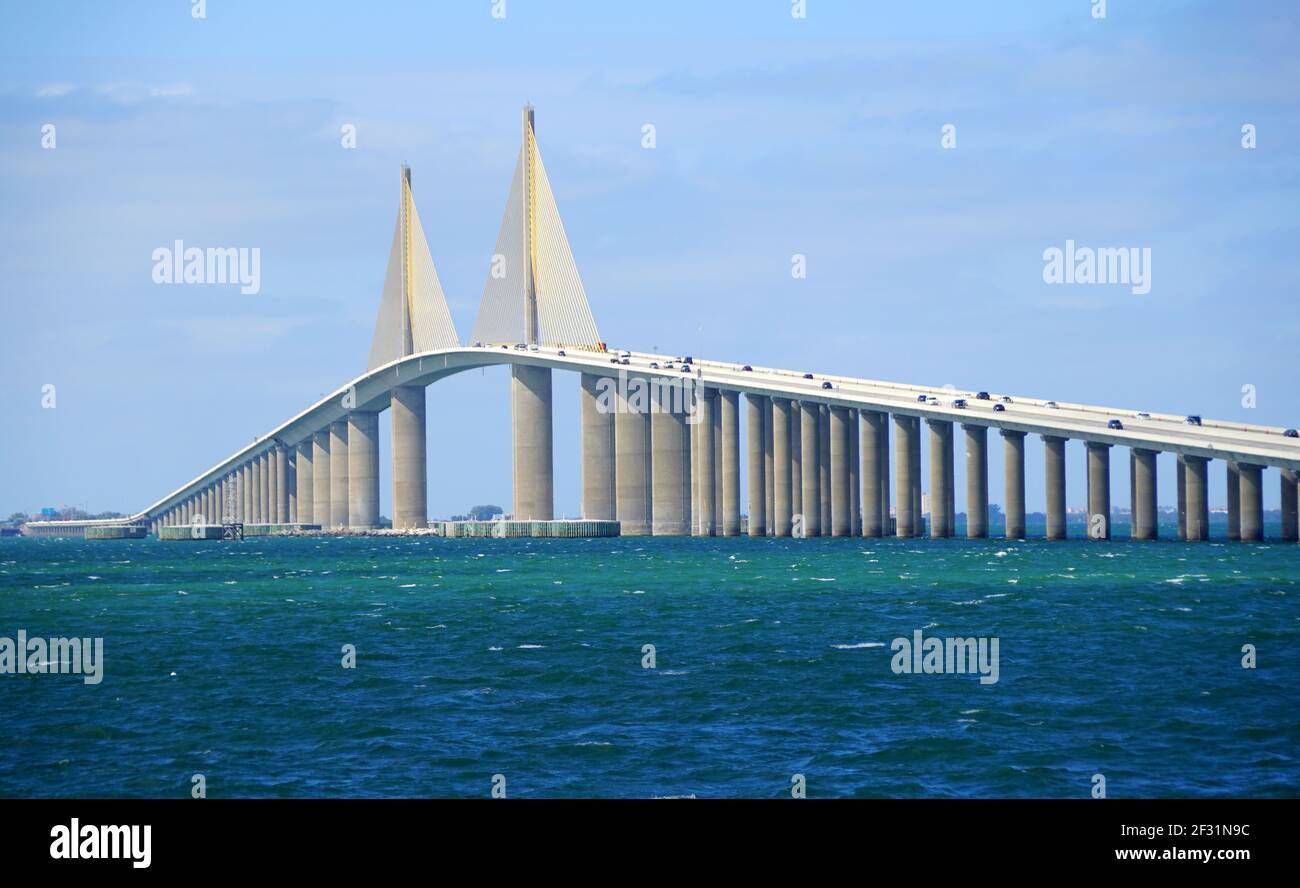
[{"left": 1, "top": 0, "right": 1298, "bottom": 519}]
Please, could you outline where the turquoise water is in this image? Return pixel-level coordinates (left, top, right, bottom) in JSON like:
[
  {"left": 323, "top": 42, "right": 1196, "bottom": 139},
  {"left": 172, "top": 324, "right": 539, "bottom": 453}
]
[{"left": 1, "top": 532, "right": 1296, "bottom": 798}]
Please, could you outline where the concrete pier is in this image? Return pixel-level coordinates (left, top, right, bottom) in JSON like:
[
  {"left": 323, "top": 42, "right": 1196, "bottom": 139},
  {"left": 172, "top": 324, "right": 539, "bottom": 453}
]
[
  {"left": 1000, "top": 431, "right": 1025, "bottom": 539},
  {"left": 829, "top": 406, "right": 851, "bottom": 536},
  {"left": 295, "top": 441, "right": 314, "bottom": 526},
  {"left": 929, "top": 420, "right": 953, "bottom": 538},
  {"left": 239, "top": 464, "right": 249, "bottom": 523},
  {"left": 1281, "top": 469, "right": 1298, "bottom": 542},
  {"left": 697, "top": 389, "right": 716, "bottom": 536},
  {"left": 651, "top": 383, "right": 689, "bottom": 535},
  {"left": 772, "top": 398, "right": 792, "bottom": 536},
  {"left": 391, "top": 385, "right": 427, "bottom": 529},
  {"left": 615, "top": 380, "right": 651, "bottom": 536},
  {"left": 580, "top": 373, "right": 616, "bottom": 520},
  {"left": 253, "top": 455, "right": 264, "bottom": 523},
  {"left": 790, "top": 404, "right": 802, "bottom": 521},
  {"left": 1087, "top": 442, "right": 1111, "bottom": 540},
  {"left": 720, "top": 390, "right": 741, "bottom": 536},
  {"left": 895, "top": 415, "right": 916, "bottom": 538},
  {"left": 274, "top": 445, "right": 288, "bottom": 524},
  {"left": 1042, "top": 435, "right": 1064, "bottom": 540},
  {"left": 910, "top": 417, "right": 922, "bottom": 535},
  {"left": 348, "top": 411, "right": 380, "bottom": 529},
  {"left": 1176, "top": 456, "right": 1187, "bottom": 540},
  {"left": 764, "top": 398, "right": 775, "bottom": 535},
  {"left": 1239, "top": 463, "right": 1263, "bottom": 541},
  {"left": 879, "top": 412, "right": 890, "bottom": 533},
  {"left": 1133, "top": 449, "right": 1158, "bottom": 540},
  {"left": 329, "top": 421, "right": 349, "bottom": 529},
  {"left": 712, "top": 406, "right": 722, "bottom": 533},
  {"left": 818, "top": 406, "right": 831, "bottom": 534},
  {"left": 1226, "top": 462, "right": 1241, "bottom": 541},
  {"left": 746, "top": 394, "right": 767, "bottom": 536},
  {"left": 1183, "top": 455, "right": 1209, "bottom": 541},
  {"left": 512, "top": 364, "right": 554, "bottom": 520},
  {"left": 313, "top": 430, "right": 330, "bottom": 528},
  {"left": 861, "top": 410, "right": 885, "bottom": 537},
  {"left": 848, "top": 409, "right": 860, "bottom": 535},
  {"left": 964, "top": 425, "right": 988, "bottom": 539},
  {"left": 800, "top": 401, "right": 821, "bottom": 537}
]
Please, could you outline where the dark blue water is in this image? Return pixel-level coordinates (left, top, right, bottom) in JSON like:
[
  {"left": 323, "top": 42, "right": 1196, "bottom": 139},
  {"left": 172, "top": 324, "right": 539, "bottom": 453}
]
[{"left": 1, "top": 533, "right": 1296, "bottom": 798}]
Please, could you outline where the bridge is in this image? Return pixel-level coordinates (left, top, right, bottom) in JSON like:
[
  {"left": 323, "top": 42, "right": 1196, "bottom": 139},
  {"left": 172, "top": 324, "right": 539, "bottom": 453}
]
[{"left": 23, "top": 107, "right": 1300, "bottom": 543}]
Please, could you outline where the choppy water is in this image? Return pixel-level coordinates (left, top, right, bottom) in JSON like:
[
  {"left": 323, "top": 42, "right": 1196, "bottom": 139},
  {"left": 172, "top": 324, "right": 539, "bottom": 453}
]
[{"left": 1, "top": 532, "right": 1296, "bottom": 798}]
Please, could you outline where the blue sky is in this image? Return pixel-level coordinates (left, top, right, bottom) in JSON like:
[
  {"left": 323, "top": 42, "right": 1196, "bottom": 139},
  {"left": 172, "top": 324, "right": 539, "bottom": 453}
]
[{"left": 2, "top": 0, "right": 1298, "bottom": 517}]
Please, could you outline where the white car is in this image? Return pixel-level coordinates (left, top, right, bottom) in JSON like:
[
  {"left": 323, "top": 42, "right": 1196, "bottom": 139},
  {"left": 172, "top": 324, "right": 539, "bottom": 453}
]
[
  {"left": 617, "top": 349, "right": 631, "bottom": 359},
  {"left": 528, "top": 343, "right": 540, "bottom": 352}
]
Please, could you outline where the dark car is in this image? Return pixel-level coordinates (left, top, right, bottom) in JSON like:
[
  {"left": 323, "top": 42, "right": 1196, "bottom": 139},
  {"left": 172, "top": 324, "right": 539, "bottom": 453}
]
[
  {"left": 976, "top": 391, "right": 990, "bottom": 400},
  {"left": 683, "top": 356, "right": 693, "bottom": 365},
  {"left": 741, "top": 365, "right": 753, "bottom": 371},
  {"left": 1001, "top": 396, "right": 1013, "bottom": 403},
  {"left": 557, "top": 349, "right": 566, "bottom": 357},
  {"left": 1285, "top": 428, "right": 1298, "bottom": 438},
  {"left": 916, "top": 394, "right": 927, "bottom": 402},
  {"left": 1107, "top": 419, "right": 1124, "bottom": 430},
  {"left": 1185, "top": 415, "right": 1202, "bottom": 426},
  {"left": 803, "top": 373, "right": 814, "bottom": 380},
  {"left": 952, "top": 399, "right": 967, "bottom": 409},
  {"left": 649, "top": 361, "right": 659, "bottom": 369},
  {"left": 993, "top": 403, "right": 1006, "bottom": 413},
  {"left": 681, "top": 365, "right": 691, "bottom": 373},
  {"left": 821, "top": 381, "right": 833, "bottom": 390}
]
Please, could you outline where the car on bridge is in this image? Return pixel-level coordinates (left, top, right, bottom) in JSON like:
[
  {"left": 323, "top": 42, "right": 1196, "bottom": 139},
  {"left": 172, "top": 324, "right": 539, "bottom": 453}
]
[
  {"left": 952, "top": 398, "right": 967, "bottom": 408},
  {"left": 650, "top": 361, "right": 660, "bottom": 369},
  {"left": 993, "top": 403, "right": 1006, "bottom": 413},
  {"left": 1046, "top": 401, "right": 1059, "bottom": 409},
  {"left": 1108, "top": 419, "right": 1124, "bottom": 430},
  {"left": 1134, "top": 411, "right": 1151, "bottom": 419},
  {"left": 557, "top": 349, "right": 566, "bottom": 357},
  {"left": 916, "top": 394, "right": 927, "bottom": 402},
  {"left": 741, "top": 365, "right": 753, "bottom": 372},
  {"left": 681, "top": 364, "right": 691, "bottom": 373},
  {"left": 1185, "top": 415, "right": 1202, "bottom": 426},
  {"left": 821, "top": 381, "right": 834, "bottom": 390},
  {"left": 1286, "top": 428, "right": 1298, "bottom": 438},
  {"left": 803, "top": 373, "right": 815, "bottom": 380},
  {"left": 976, "top": 391, "right": 990, "bottom": 400}
]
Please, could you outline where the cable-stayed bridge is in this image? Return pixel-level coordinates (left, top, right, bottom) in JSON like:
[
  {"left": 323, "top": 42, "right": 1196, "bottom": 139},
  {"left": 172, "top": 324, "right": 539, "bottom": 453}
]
[{"left": 24, "top": 107, "right": 1300, "bottom": 543}]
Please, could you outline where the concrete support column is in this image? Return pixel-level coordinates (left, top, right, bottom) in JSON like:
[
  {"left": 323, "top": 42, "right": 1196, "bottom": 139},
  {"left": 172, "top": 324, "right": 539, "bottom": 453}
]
[
  {"left": 910, "top": 417, "right": 922, "bottom": 535},
  {"left": 580, "top": 373, "right": 616, "bottom": 521},
  {"left": 313, "top": 430, "right": 330, "bottom": 529},
  {"left": 772, "top": 398, "right": 793, "bottom": 536},
  {"left": 790, "top": 405, "right": 802, "bottom": 521},
  {"left": 818, "top": 406, "right": 831, "bottom": 534},
  {"left": 253, "top": 454, "right": 265, "bottom": 524},
  {"left": 348, "top": 411, "right": 380, "bottom": 529},
  {"left": 697, "top": 389, "right": 716, "bottom": 536},
  {"left": 1182, "top": 455, "right": 1209, "bottom": 541},
  {"left": 391, "top": 385, "right": 427, "bottom": 530},
  {"left": 928, "top": 420, "right": 953, "bottom": 538},
  {"left": 651, "top": 384, "right": 689, "bottom": 535},
  {"left": 512, "top": 365, "right": 554, "bottom": 520},
  {"left": 1239, "top": 463, "right": 1264, "bottom": 542},
  {"left": 1226, "top": 462, "right": 1241, "bottom": 541},
  {"left": 274, "top": 445, "right": 288, "bottom": 524},
  {"left": 720, "top": 390, "right": 741, "bottom": 536},
  {"left": 267, "top": 451, "right": 279, "bottom": 523},
  {"left": 964, "top": 425, "right": 988, "bottom": 539},
  {"left": 1176, "top": 456, "right": 1187, "bottom": 540},
  {"left": 861, "top": 411, "right": 885, "bottom": 537},
  {"left": 746, "top": 394, "right": 767, "bottom": 536},
  {"left": 329, "top": 421, "right": 349, "bottom": 529},
  {"left": 239, "top": 465, "right": 249, "bottom": 523},
  {"left": 615, "top": 381, "right": 651, "bottom": 536},
  {"left": 1281, "top": 469, "right": 1298, "bottom": 542},
  {"left": 880, "top": 413, "right": 891, "bottom": 534},
  {"left": 1000, "top": 431, "right": 1025, "bottom": 539},
  {"left": 799, "top": 401, "right": 821, "bottom": 537},
  {"left": 296, "top": 441, "right": 314, "bottom": 526},
  {"left": 712, "top": 405, "right": 723, "bottom": 534},
  {"left": 1086, "top": 442, "right": 1112, "bottom": 540},
  {"left": 848, "top": 409, "right": 860, "bottom": 536},
  {"left": 829, "top": 406, "right": 851, "bottom": 536},
  {"left": 1133, "top": 449, "right": 1158, "bottom": 540},
  {"left": 764, "top": 398, "right": 775, "bottom": 535},
  {"left": 895, "top": 415, "right": 916, "bottom": 538},
  {"left": 1042, "top": 435, "right": 1064, "bottom": 540}
]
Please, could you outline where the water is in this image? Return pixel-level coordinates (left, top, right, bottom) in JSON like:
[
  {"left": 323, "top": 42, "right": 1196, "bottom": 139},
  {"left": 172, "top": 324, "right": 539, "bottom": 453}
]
[{"left": 1, "top": 533, "right": 1296, "bottom": 798}]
